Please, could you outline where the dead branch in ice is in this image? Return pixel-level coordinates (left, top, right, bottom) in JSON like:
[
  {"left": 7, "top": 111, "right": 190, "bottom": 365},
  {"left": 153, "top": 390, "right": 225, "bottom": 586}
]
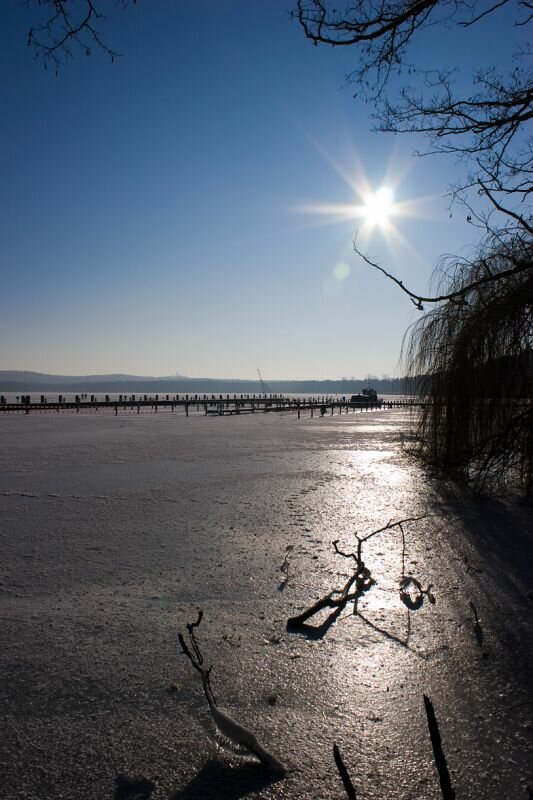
[
  {"left": 333, "top": 743, "right": 357, "bottom": 799},
  {"left": 332, "top": 696, "right": 456, "bottom": 799},
  {"left": 492, "top": 697, "right": 533, "bottom": 716},
  {"left": 399, "top": 576, "right": 436, "bottom": 610},
  {"left": 469, "top": 601, "right": 484, "bottom": 646},
  {"left": 398, "top": 519, "right": 436, "bottom": 609},
  {"left": 278, "top": 545, "right": 294, "bottom": 592},
  {"left": 287, "top": 516, "right": 428, "bottom": 630},
  {"left": 424, "top": 694, "right": 456, "bottom": 800},
  {"left": 286, "top": 541, "right": 374, "bottom": 627},
  {"left": 178, "top": 611, "right": 286, "bottom": 775},
  {"left": 463, "top": 555, "right": 482, "bottom": 575}
]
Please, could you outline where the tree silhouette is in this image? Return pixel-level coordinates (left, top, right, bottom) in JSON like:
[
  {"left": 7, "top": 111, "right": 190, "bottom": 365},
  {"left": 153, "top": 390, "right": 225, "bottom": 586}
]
[
  {"left": 404, "top": 233, "right": 533, "bottom": 493},
  {"left": 295, "top": 1, "right": 532, "bottom": 492},
  {"left": 295, "top": 0, "right": 532, "bottom": 291},
  {"left": 26, "top": 0, "right": 136, "bottom": 70}
]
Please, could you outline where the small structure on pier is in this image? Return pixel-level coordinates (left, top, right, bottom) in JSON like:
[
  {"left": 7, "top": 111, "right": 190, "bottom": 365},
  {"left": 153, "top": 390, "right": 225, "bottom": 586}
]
[{"left": 349, "top": 387, "right": 379, "bottom": 406}]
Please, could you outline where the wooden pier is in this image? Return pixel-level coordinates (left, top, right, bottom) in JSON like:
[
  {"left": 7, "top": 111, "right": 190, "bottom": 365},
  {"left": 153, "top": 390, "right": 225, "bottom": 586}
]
[{"left": 0, "top": 393, "right": 422, "bottom": 417}]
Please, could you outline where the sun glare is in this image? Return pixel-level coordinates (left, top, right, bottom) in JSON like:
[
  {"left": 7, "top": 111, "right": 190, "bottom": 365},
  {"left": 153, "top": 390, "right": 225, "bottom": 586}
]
[
  {"left": 294, "top": 140, "right": 439, "bottom": 263},
  {"left": 364, "top": 187, "right": 395, "bottom": 227}
]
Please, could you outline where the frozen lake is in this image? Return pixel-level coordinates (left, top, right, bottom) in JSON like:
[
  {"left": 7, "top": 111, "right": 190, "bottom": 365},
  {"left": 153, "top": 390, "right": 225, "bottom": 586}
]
[{"left": 0, "top": 408, "right": 532, "bottom": 798}]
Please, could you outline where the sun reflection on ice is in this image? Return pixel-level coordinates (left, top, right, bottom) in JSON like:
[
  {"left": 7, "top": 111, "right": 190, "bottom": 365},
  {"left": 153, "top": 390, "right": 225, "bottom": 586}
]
[{"left": 346, "top": 450, "right": 407, "bottom": 486}]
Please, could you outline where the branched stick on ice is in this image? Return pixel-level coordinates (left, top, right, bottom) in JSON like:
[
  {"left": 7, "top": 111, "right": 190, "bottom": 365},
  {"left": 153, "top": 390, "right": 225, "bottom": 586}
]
[
  {"left": 178, "top": 611, "right": 286, "bottom": 775},
  {"left": 287, "top": 516, "right": 429, "bottom": 629}
]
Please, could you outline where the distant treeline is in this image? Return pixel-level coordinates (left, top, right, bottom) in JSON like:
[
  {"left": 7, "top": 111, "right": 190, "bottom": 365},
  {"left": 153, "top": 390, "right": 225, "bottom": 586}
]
[{"left": 0, "top": 371, "right": 413, "bottom": 395}]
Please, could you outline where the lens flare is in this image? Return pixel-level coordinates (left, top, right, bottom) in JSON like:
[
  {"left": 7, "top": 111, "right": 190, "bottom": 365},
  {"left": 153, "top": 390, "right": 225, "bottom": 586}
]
[
  {"left": 334, "top": 262, "right": 350, "bottom": 281},
  {"left": 293, "top": 137, "right": 439, "bottom": 259}
]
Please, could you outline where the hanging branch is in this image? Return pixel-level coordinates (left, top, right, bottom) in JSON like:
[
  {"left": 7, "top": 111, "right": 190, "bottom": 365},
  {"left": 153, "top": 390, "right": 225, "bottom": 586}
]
[
  {"left": 178, "top": 611, "right": 286, "bottom": 775},
  {"left": 353, "top": 239, "right": 532, "bottom": 310},
  {"left": 26, "top": 0, "right": 135, "bottom": 69}
]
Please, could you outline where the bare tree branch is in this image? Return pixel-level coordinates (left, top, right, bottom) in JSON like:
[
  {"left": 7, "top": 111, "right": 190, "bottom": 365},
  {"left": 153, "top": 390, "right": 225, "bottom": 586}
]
[
  {"left": 294, "top": 2, "right": 532, "bottom": 230},
  {"left": 26, "top": 0, "right": 135, "bottom": 69},
  {"left": 458, "top": 0, "right": 513, "bottom": 26},
  {"left": 478, "top": 181, "right": 533, "bottom": 235},
  {"left": 354, "top": 238, "right": 533, "bottom": 309}
]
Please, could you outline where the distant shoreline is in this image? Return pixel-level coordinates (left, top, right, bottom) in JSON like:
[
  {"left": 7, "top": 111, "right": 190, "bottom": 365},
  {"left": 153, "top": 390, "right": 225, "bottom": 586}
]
[{"left": 0, "top": 371, "right": 410, "bottom": 395}]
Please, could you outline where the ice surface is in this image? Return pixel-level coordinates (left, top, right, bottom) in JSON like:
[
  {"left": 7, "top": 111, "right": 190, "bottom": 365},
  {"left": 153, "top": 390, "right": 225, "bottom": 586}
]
[{"left": 0, "top": 408, "right": 532, "bottom": 798}]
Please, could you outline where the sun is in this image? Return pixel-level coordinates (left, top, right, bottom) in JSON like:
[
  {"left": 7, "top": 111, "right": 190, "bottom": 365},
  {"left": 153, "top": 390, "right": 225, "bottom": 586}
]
[
  {"left": 294, "top": 140, "right": 438, "bottom": 256},
  {"left": 363, "top": 186, "right": 395, "bottom": 227}
]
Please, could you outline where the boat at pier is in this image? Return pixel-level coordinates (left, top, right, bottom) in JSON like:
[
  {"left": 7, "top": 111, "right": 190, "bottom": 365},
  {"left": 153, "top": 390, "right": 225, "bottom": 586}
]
[{"left": 349, "top": 388, "right": 380, "bottom": 406}]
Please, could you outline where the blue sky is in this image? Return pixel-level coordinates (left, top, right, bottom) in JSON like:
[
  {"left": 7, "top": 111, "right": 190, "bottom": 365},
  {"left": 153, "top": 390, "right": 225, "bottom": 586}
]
[{"left": 0, "top": 1, "right": 523, "bottom": 379}]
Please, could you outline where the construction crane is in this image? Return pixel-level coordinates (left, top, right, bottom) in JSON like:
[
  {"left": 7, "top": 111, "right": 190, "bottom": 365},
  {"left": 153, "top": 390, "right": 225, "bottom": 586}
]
[{"left": 257, "top": 368, "right": 272, "bottom": 395}]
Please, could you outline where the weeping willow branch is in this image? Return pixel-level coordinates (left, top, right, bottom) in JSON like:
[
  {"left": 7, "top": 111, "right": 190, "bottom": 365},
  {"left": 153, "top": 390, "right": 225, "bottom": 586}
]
[{"left": 404, "top": 232, "right": 533, "bottom": 494}]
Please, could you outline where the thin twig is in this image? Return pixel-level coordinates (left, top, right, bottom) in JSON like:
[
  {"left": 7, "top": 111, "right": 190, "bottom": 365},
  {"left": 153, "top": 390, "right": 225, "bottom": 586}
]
[
  {"left": 492, "top": 698, "right": 533, "bottom": 716},
  {"left": 354, "top": 240, "right": 532, "bottom": 309}
]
